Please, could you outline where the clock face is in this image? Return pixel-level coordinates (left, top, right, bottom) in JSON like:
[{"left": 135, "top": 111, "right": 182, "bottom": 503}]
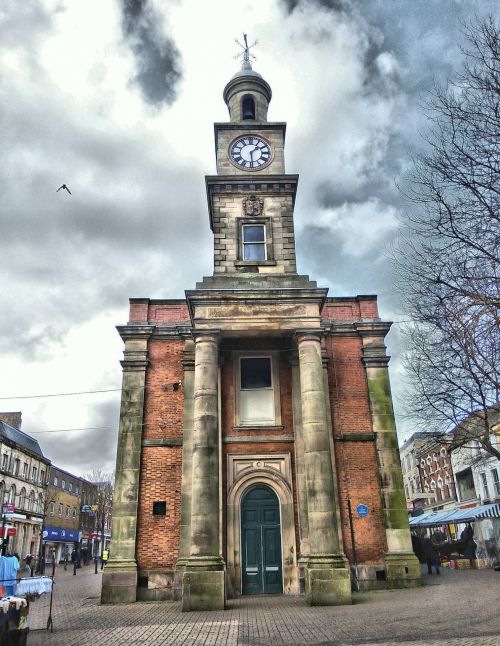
[{"left": 229, "top": 136, "right": 272, "bottom": 170}]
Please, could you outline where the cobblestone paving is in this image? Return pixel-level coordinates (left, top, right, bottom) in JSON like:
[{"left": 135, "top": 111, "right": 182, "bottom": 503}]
[{"left": 26, "top": 565, "right": 500, "bottom": 645}]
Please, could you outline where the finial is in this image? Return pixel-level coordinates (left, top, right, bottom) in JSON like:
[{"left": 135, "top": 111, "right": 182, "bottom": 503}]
[{"left": 235, "top": 33, "right": 258, "bottom": 70}]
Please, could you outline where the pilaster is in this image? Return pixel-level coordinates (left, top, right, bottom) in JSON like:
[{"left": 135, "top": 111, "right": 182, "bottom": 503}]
[
  {"left": 173, "top": 340, "right": 195, "bottom": 600},
  {"left": 101, "top": 326, "right": 152, "bottom": 603},
  {"left": 360, "top": 330, "right": 421, "bottom": 588}
]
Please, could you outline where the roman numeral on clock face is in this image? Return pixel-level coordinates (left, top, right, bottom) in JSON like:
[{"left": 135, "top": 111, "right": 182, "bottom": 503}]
[{"left": 229, "top": 136, "right": 272, "bottom": 170}]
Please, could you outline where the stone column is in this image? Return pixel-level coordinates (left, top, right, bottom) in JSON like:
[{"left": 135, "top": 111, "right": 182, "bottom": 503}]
[
  {"left": 173, "top": 339, "right": 195, "bottom": 599},
  {"left": 297, "top": 332, "right": 351, "bottom": 606},
  {"left": 182, "top": 332, "right": 225, "bottom": 611},
  {"left": 361, "top": 328, "right": 421, "bottom": 588},
  {"left": 101, "top": 330, "right": 150, "bottom": 603}
]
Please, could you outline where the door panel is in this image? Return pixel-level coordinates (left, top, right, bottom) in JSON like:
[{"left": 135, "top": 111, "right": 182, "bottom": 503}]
[{"left": 241, "top": 485, "right": 283, "bottom": 595}]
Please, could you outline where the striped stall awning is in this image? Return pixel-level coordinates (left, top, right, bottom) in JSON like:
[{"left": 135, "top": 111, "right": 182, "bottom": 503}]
[
  {"left": 409, "top": 502, "right": 500, "bottom": 527},
  {"left": 475, "top": 502, "right": 500, "bottom": 519}
]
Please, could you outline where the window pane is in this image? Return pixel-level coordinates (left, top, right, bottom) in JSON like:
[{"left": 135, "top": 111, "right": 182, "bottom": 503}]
[
  {"left": 243, "top": 225, "right": 265, "bottom": 242},
  {"left": 240, "top": 389, "right": 274, "bottom": 424},
  {"left": 241, "top": 358, "right": 272, "bottom": 389},
  {"left": 244, "top": 243, "right": 266, "bottom": 260}
]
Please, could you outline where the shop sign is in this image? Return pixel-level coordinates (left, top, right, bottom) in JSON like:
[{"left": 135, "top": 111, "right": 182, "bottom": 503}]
[
  {"left": 0, "top": 527, "right": 16, "bottom": 538},
  {"left": 42, "top": 526, "right": 79, "bottom": 542},
  {"left": 2, "top": 503, "right": 15, "bottom": 516}
]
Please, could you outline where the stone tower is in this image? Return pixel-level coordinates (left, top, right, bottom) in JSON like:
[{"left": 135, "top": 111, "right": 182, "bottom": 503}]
[{"left": 101, "top": 58, "right": 421, "bottom": 610}]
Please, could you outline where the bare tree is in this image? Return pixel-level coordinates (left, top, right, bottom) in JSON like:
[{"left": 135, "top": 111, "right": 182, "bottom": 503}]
[
  {"left": 84, "top": 468, "right": 114, "bottom": 558},
  {"left": 395, "top": 16, "right": 500, "bottom": 459}
]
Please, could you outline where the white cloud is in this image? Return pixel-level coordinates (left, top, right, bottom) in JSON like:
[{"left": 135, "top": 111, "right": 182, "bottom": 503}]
[{"left": 315, "top": 198, "right": 399, "bottom": 258}]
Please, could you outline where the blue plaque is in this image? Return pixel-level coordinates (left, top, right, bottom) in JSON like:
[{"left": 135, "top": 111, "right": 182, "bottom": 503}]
[{"left": 356, "top": 504, "right": 368, "bottom": 518}]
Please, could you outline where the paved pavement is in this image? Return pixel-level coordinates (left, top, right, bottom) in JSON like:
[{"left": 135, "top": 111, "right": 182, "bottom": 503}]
[{"left": 25, "top": 564, "right": 500, "bottom": 645}]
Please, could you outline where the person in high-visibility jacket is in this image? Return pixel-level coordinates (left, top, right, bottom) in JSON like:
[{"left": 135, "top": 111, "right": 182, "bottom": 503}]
[{"left": 101, "top": 548, "right": 109, "bottom": 570}]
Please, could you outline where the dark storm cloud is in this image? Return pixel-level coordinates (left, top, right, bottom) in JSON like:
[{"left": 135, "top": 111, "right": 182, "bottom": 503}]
[
  {"left": 121, "top": 0, "right": 182, "bottom": 106},
  {"left": 281, "top": 0, "right": 348, "bottom": 14}
]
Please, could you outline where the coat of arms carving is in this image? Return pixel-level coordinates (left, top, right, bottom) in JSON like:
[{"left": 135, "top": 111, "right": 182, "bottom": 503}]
[{"left": 242, "top": 195, "right": 264, "bottom": 216}]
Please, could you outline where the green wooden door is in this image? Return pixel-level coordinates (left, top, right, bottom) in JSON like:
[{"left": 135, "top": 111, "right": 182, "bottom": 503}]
[{"left": 241, "top": 486, "right": 283, "bottom": 595}]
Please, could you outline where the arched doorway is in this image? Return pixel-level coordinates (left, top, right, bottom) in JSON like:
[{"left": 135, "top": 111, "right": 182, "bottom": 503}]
[{"left": 241, "top": 485, "right": 283, "bottom": 595}]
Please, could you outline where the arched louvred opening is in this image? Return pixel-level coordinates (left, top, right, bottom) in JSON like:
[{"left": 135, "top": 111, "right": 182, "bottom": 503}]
[{"left": 242, "top": 95, "right": 256, "bottom": 120}]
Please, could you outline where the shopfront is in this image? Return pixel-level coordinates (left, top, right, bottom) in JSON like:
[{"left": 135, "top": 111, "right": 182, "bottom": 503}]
[{"left": 42, "top": 526, "right": 80, "bottom": 563}]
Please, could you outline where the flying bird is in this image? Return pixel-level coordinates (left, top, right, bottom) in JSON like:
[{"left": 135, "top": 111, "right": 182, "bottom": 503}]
[{"left": 56, "top": 184, "right": 72, "bottom": 195}]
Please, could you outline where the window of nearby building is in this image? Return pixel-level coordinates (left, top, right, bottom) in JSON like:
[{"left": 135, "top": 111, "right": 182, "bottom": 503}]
[
  {"left": 61, "top": 479, "right": 65, "bottom": 490},
  {"left": 242, "top": 224, "right": 266, "bottom": 260},
  {"left": 66, "top": 506, "right": 70, "bottom": 518},
  {"left": 49, "top": 501, "right": 55, "bottom": 517},
  {"left": 238, "top": 356, "right": 275, "bottom": 425},
  {"left": 14, "top": 459, "right": 20, "bottom": 476},
  {"left": 492, "top": 468, "right": 500, "bottom": 497},
  {"left": 19, "top": 488, "right": 26, "bottom": 509},
  {"left": 8, "top": 485, "right": 16, "bottom": 505},
  {"left": 31, "top": 467, "right": 37, "bottom": 481},
  {"left": 29, "top": 491, "right": 35, "bottom": 511},
  {"left": 75, "top": 485, "right": 79, "bottom": 495},
  {"left": 480, "top": 472, "right": 490, "bottom": 499},
  {"left": 456, "top": 468, "right": 476, "bottom": 501},
  {"left": 72, "top": 508, "right": 76, "bottom": 518},
  {"left": 69, "top": 482, "right": 73, "bottom": 492},
  {"left": 22, "top": 462, "right": 28, "bottom": 478},
  {"left": 1, "top": 454, "right": 8, "bottom": 470},
  {"left": 53, "top": 476, "right": 58, "bottom": 486},
  {"left": 40, "top": 470, "right": 45, "bottom": 484},
  {"left": 58, "top": 503, "right": 63, "bottom": 518}
]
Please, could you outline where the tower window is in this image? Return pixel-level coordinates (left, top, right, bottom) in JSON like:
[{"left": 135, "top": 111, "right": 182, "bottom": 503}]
[
  {"left": 242, "top": 224, "right": 266, "bottom": 260},
  {"left": 241, "top": 95, "right": 255, "bottom": 120}
]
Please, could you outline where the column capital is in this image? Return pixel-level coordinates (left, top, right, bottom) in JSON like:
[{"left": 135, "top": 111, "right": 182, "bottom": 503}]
[
  {"left": 295, "top": 329, "right": 323, "bottom": 344},
  {"left": 192, "top": 330, "right": 220, "bottom": 345}
]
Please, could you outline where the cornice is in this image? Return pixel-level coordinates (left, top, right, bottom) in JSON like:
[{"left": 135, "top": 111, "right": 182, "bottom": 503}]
[{"left": 117, "top": 324, "right": 155, "bottom": 341}]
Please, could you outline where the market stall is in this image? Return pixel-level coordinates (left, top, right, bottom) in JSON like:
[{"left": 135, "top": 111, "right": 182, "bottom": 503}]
[{"left": 409, "top": 502, "right": 500, "bottom": 568}]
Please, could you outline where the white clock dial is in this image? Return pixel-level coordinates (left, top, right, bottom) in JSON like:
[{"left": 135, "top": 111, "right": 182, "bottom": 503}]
[{"left": 229, "top": 136, "right": 272, "bottom": 170}]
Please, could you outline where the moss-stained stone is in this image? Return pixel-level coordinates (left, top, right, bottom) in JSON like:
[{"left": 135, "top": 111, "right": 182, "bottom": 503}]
[
  {"left": 101, "top": 335, "right": 148, "bottom": 604},
  {"left": 385, "top": 553, "right": 422, "bottom": 588},
  {"left": 362, "top": 341, "right": 422, "bottom": 590},
  {"left": 305, "top": 566, "right": 352, "bottom": 606},
  {"left": 182, "top": 570, "right": 226, "bottom": 612}
]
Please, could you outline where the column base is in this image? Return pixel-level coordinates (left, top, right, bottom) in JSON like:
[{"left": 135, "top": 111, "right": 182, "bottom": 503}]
[
  {"left": 305, "top": 555, "right": 352, "bottom": 606},
  {"left": 173, "top": 557, "right": 188, "bottom": 601},
  {"left": 101, "top": 559, "right": 138, "bottom": 604},
  {"left": 181, "top": 556, "right": 226, "bottom": 612},
  {"left": 385, "top": 553, "right": 422, "bottom": 588}
]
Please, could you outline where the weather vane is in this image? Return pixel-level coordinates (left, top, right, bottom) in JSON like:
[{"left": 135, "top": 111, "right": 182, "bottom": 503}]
[{"left": 235, "top": 33, "right": 257, "bottom": 69}]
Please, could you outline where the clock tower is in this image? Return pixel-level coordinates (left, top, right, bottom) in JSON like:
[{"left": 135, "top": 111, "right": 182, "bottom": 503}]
[{"left": 102, "top": 51, "right": 421, "bottom": 611}]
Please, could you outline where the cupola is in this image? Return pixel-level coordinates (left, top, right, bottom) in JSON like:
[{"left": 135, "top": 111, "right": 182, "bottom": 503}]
[{"left": 223, "top": 63, "right": 272, "bottom": 122}]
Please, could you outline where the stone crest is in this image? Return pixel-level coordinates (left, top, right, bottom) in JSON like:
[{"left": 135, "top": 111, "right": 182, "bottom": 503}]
[{"left": 242, "top": 195, "right": 264, "bottom": 216}]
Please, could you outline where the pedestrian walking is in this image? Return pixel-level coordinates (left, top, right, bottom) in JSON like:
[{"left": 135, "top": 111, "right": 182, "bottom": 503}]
[
  {"left": 101, "top": 548, "right": 109, "bottom": 570},
  {"left": 24, "top": 554, "right": 32, "bottom": 573},
  {"left": 423, "top": 536, "right": 440, "bottom": 575}
]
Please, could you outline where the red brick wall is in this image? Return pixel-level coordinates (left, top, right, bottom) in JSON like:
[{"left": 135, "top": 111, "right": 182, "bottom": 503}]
[
  {"left": 136, "top": 336, "right": 185, "bottom": 570},
  {"left": 325, "top": 334, "right": 386, "bottom": 563},
  {"left": 136, "top": 446, "right": 182, "bottom": 569},
  {"left": 143, "top": 340, "right": 184, "bottom": 441},
  {"left": 322, "top": 296, "right": 379, "bottom": 321}
]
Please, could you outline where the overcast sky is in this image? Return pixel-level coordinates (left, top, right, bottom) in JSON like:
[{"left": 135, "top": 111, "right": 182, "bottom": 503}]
[{"left": 1, "top": 0, "right": 497, "bottom": 476}]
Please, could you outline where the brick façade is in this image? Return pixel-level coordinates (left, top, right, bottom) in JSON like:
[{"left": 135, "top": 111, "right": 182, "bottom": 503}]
[{"left": 130, "top": 294, "right": 388, "bottom": 597}]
